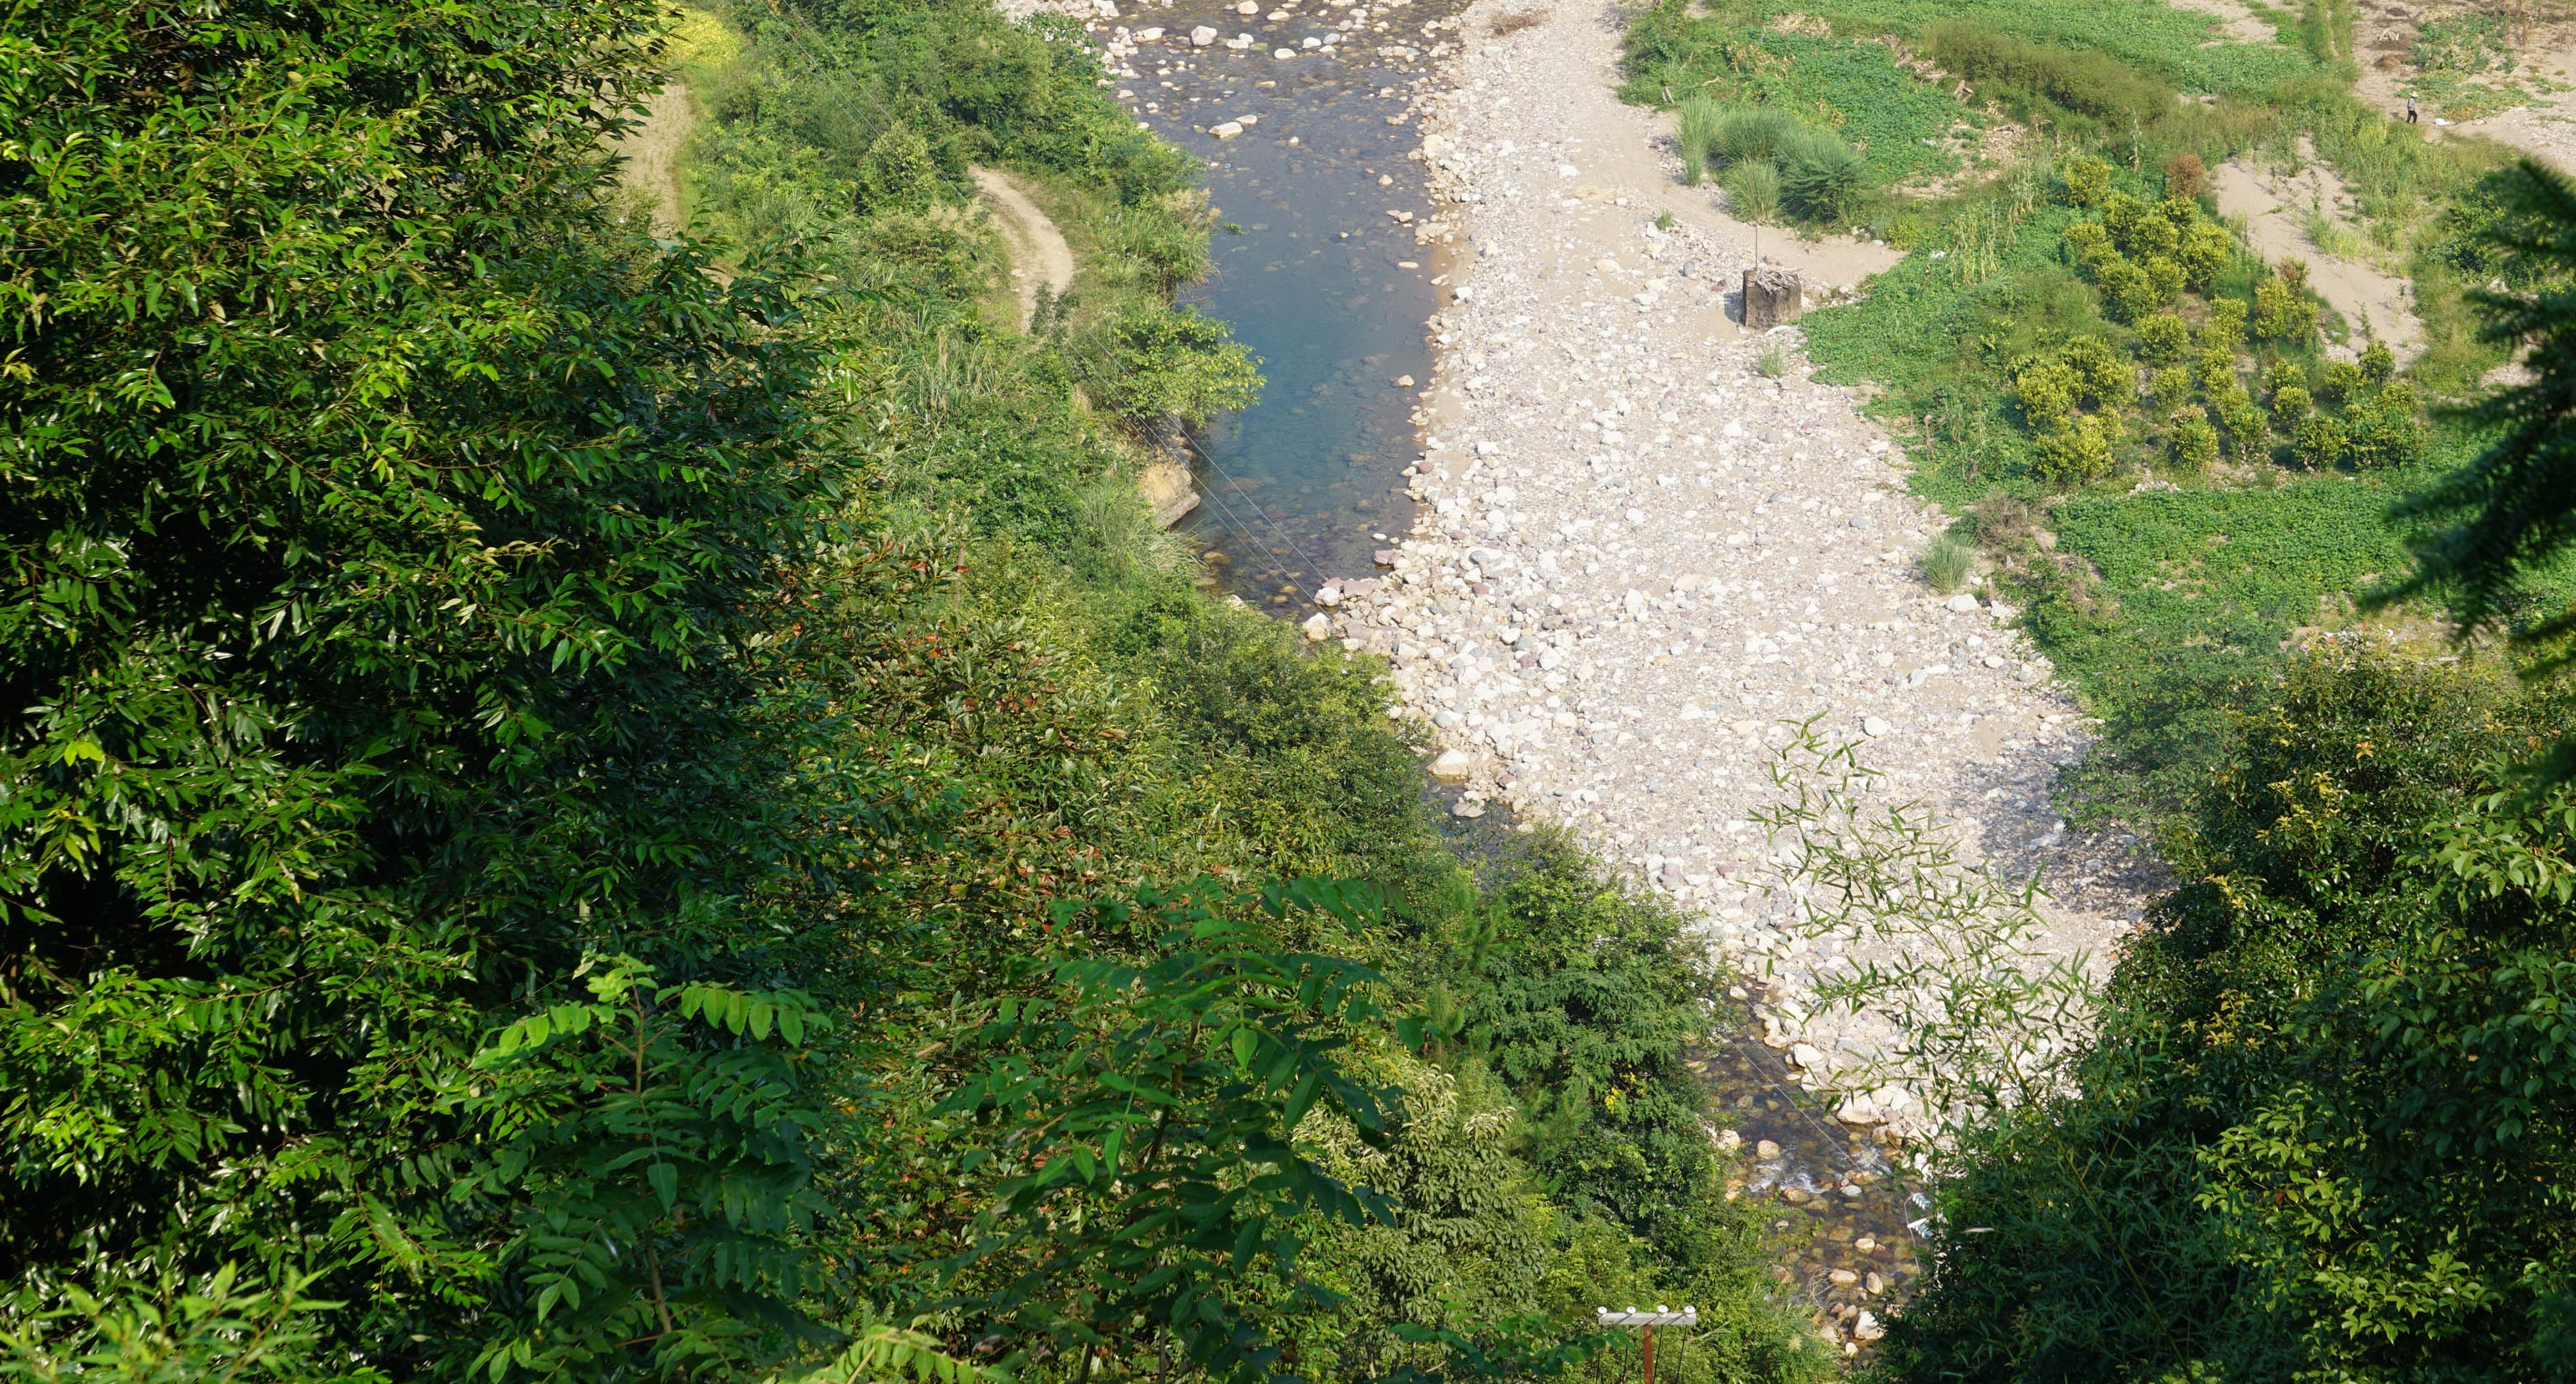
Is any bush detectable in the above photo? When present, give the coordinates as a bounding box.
[2136,313,2192,363]
[2201,297,2249,350]
[1725,158,1782,222]
[1078,303,1262,428]
[2254,271,2316,342]
[2196,344,2240,392]
[2178,220,2235,291]
[856,122,943,213]
[2170,413,2219,470]
[2360,338,2396,383]
[2271,382,2313,419]
[2345,381,2425,468]
[2153,365,2194,413]
[2061,336,2133,405]
[2014,359,2082,429]
[2104,193,2180,259]
[2165,152,2206,199]
[2317,357,2366,403]
[2259,358,2309,397]
[2061,155,2113,208]
[2291,411,2348,468]
[2032,413,2119,483]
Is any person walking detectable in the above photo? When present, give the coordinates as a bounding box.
[2406,95,2419,124]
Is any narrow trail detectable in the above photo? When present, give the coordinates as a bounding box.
[972,166,1077,329]
[616,84,696,235]
[2213,150,2424,358]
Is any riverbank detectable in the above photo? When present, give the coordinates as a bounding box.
[1318,0,2162,1128]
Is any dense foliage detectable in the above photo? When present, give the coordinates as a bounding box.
[1,1,1822,1380]
[1883,648,2576,1381]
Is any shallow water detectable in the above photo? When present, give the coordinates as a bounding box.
[1105,0,1462,606]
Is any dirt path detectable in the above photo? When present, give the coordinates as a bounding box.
[972,167,1077,330]
[1320,0,2153,1168]
[615,84,694,235]
[2213,151,2424,357]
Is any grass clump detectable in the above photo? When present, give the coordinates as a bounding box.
[1678,97,1721,185]
[1724,158,1782,222]
[1921,535,1977,592]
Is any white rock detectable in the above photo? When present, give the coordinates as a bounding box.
[1301,612,1330,640]
[1755,1138,1782,1159]
[1235,0,1258,11]
[1211,120,1244,139]
[1274,47,1296,58]
[1314,584,1342,606]
[1853,1311,1885,1343]
[1189,24,1218,44]
[1790,1042,1825,1071]
[1945,593,1980,613]
[1715,1128,1742,1153]
[1834,1092,1884,1125]
[1430,748,1476,780]
[1862,716,1892,738]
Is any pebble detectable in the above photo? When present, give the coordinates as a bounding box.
[1297,0,2142,1126]
[1755,1139,1782,1160]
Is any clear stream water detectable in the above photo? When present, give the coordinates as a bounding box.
[1089,1,1924,1338]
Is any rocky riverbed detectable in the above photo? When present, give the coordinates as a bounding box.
[1302,0,2163,1153]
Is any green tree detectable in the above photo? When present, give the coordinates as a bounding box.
[2386,160,2576,671]
[0,0,837,1375]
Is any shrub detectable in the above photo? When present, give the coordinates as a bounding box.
[2142,254,2186,304]
[1780,132,1868,222]
[2259,358,2309,397]
[2292,411,2349,469]
[2254,269,2317,342]
[2165,152,2206,200]
[1725,158,1782,221]
[2061,155,2114,207]
[2196,345,2241,392]
[2178,220,2235,291]
[2214,385,2269,459]
[1923,535,1977,592]
[2153,366,2194,413]
[2201,297,2249,350]
[2093,254,2157,321]
[2345,381,2424,468]
[1755,341,1791,378]
[2171,413,2219,470]
[2317,358,2366,403]
[2062,337,2133,405]
[1679,97,1722,186]
[2271,383,2313,419]
[2105,193,2180,259]
[856,122,943,214]
[2014,359,2082,429]
[2033,413,2120,483]
[2359,338,2396,383]
[1079,304,1262,428]
[2137,313,2192,364]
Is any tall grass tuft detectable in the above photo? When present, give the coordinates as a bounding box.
[1712,106,1806,165]
[1922,535,1977,593]
[1678,98,1721,186]
[1780,133,1867,224]
[1724,159,1781,222]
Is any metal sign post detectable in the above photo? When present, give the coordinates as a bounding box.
[1595,1306,1697,1384]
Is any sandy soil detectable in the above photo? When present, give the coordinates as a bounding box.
[614,84,694,235]
[2349,0,2576,170]
[2451,38,2576,171]
[971,167,1078,329]
[1316,1,2157,1148]
[2213,150,2424,357]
